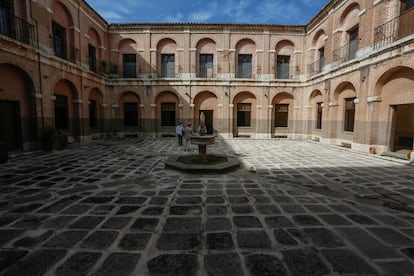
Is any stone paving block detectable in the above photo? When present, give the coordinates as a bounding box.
[180,184,204,189]
[163,217,202,233]
[321,249,379,275]
[328,204,357,213]
[336,227,402,259]
[346,214,379,225]
[281,249,330,276]
[272,196,295,203]
[286,229,312,245]
[89,204,116,215]
[366,227,414,246]
[255,205,281,214]
[206,196,225,204]
[231,205,254,214]
[100,217,131,229]
[236,230,272,249]
[206,232,234,250]
[169,205,202,216]
[0,216,19,227]
[156,233,201,250]
[175,196,202,204]
[317,214,353,226]
[273,229,298,246]
[42,216,76,229]
[13,229,54,248]
[2,249,66,276]
[80,230,118,250]
[61,204,93,214]
[401,248,414,260]
[68,216,105,229]
[204,252,243,276]
[292,215,323,226]
[206,217,232,231]
[11,215,49,229]
[280,204,307,214]
[233,216,263,228]
[38,196,81,213]
[303,228,345,248]
[252,196,271,203]
[0,250,28,272]
[148,196,169,205]
[245,254,288,276]
[0,229,25,246]
[118,233,152,251]
[264,216,294,228]
[43,230,88,248]
[142,206,164,215]
[55,252,101,276]
[178,190,203,196]
[116,197,147,205]
[130,217,159,232]
[116,205,141,215]
[373,215,412,227]
[147,254,198,276]
[228,196,249,204]
[81,196,115,204]
[94,252,140,276]
[376,261,414,276]
[304,204,331,213]
[206,205,228,216]
[226,189,245,196]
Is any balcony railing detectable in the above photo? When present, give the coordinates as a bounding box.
[374,9,414,50]
[307,58,324,77]
[333,40,359,65]
[0,13,35,47]
[197,65,216,78]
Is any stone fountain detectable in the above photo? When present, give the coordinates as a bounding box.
[164,112,240,172]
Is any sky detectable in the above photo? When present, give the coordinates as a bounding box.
[85,0,330,25]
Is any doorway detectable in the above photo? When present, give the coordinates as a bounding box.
[390,104,414,153]
[199,110,213,134]
[0,100,21,150]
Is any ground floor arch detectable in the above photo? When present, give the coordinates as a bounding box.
[0,63,37,150]
[193,91,218,134]
[232,91,257,138]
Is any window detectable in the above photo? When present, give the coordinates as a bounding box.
[344,98,356,132]
[318,48,325,73]
[0,0,12,36]
[52,21,66,59]
[124,103,138,127]
[55,95,68,129]
[316,102,323,129]
[348,27,359,60]
[89,100,97,128]
[123,54,137,78]
[276,55,290,79]
[161,102,176,126]
[237,103,251,127]
[237,54,252,78]
[275,104,289,127]
[402,0,414,12]
[88,44,97,72]
[199,54,213,77]
[161,54,175,77]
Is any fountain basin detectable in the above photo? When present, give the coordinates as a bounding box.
[190,135,215,145]
[164,154,240,172]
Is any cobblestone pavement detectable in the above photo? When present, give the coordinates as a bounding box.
[0,138,414,276]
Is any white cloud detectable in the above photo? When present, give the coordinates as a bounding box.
[189,11,214,22]
[166,12,184,22]
[99,11,122,20]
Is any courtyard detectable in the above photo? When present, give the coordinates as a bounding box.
[0,138,413,275]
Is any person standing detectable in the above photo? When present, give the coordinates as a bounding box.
[183,123,194,151]
[175,122,183,146]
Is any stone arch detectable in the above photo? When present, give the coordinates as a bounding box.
[339,2,361,29]
[333,81,357,102]
[118,39,138,77]
[309,90,324,131]
[157,38,177,77]
[193,91,218,134]
[271,92,295,134]
[312,30,326,47]
[275,40,295,78]
[88,88,104,132]
[235,39,256,78]
[196,38,217,77]
[51,1,74,53]
[118,91,141,130]
[155,91,180,130]
[233,91,257,137]
[0,63,37,150]
[375,66,414,102]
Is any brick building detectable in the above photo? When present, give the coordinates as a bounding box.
[0,0,413,159]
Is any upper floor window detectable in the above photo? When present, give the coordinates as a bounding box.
[237,103,251,127]
[88,44,97,72]
[161,54,175,78]
[402,0,414,12]
[199,54,213,78]
[52,21,66,59]
[344,98,356,132]
[348,27,359,60]
[237,54,252,78]
[123,54,137,78]
[276,55,290,79]
[318,48,325,73]
[275,104,289,127]
[0,0,12,36]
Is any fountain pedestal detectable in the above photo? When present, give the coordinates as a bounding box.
[190,135,215,162]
